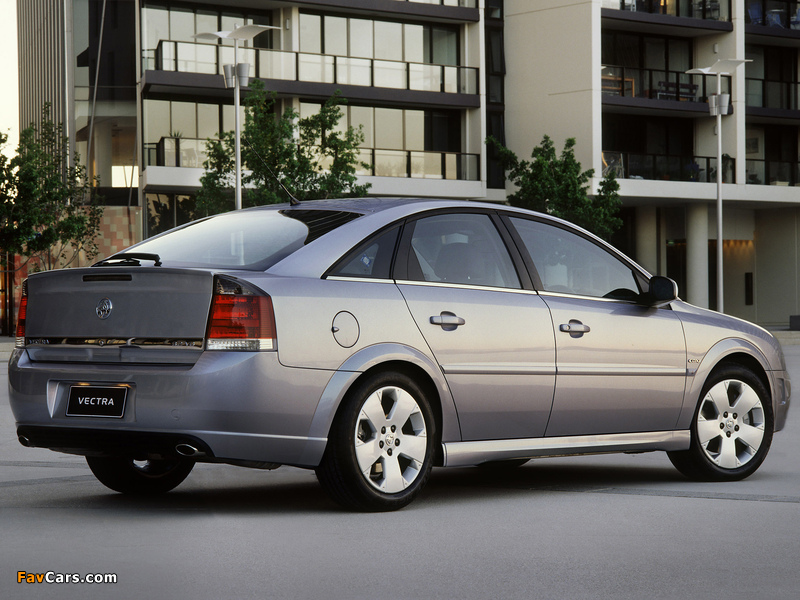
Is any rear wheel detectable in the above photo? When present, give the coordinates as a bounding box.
[86,456,195,495]
[668,365,773,481]
[316,372,436,512]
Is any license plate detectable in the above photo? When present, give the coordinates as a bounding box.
[66,385,128,418]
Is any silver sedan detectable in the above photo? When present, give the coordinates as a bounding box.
[8,198,791,511]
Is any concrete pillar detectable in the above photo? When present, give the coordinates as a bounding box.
[635,205,658,274]
[686,203,709,308]
[92,120,114,187]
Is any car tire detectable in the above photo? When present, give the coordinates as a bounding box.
[86,456,195,495]
[316,371,436,512]
[668,364,773,481]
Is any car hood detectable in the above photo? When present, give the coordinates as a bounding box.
[670,300,786,371]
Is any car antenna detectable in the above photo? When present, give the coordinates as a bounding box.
[242,134,301,206]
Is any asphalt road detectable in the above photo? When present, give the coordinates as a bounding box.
[2,342,799,600]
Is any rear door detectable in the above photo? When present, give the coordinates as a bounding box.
[507,216,687,437]
[395,211,556,441]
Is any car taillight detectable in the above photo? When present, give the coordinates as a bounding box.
[15,280,28,349]
[205,277,277,351]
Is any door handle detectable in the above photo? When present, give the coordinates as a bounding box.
[430,312,465,331]
[559,323,590,333]
[560,321,590,337]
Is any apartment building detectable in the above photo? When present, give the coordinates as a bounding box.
[506,0,800,325]
[11,0,800,329]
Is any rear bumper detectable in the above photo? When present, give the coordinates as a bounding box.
[8,348,334,467]
[16,425,215,459]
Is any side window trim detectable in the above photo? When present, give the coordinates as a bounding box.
[394,209,526,290]
[498,214,544,290]
[324,223,402,281]
[504,214,647,300]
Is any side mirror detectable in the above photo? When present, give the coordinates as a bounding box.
[642,276,678,307]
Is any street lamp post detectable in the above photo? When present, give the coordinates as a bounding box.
[687,59,749,314]
[194,24,279,211]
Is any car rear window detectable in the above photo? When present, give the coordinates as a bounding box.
[131,209,362,270]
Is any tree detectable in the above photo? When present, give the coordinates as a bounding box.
[5,105,103,271]
[487,135,622,241]
[197,81,370,216]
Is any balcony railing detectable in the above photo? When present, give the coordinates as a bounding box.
[746,78,799,110]
[356,149,479,180]
[151,41,479,95]
[393,0,477,6]
[746,1,800,28]
[601,0,731,21]
[602,66,730,102]
[144,137,480,181]
[144,138,208,169]
[745,159,800,185]
[602,151,735,183]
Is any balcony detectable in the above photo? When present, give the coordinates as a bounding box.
[602,66,729,103]
[745,159,800,185]
[148,41,479,96]
[602,151,735,183]
[144,137,480,182]
[601,0,731,21]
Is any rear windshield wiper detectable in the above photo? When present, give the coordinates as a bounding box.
[93,252,162,267]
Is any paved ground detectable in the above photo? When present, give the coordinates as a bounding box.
[1,337,798,599]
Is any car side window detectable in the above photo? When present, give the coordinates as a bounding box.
[329,226,400,279]
[510,217,641,299]
[406,213,521,289]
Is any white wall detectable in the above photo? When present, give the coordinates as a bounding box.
[504,1,597,180]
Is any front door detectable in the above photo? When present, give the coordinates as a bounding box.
[507,216,687,437]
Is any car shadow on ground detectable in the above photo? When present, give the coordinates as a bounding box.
[46,460,687,515]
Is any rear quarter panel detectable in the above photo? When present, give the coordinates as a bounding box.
[240,274,463,443]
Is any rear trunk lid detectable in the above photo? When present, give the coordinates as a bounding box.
[23,268,214,365]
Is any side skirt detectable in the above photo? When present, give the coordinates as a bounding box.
[442,430,690,467]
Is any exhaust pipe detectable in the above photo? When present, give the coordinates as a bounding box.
[175,443,204,457]
[18,435,32,447]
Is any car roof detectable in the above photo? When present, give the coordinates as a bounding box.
[241,197,505,216]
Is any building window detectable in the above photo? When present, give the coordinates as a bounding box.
[73,0,137,192]
[142,100,244,169]
[299,12,460,66]
[145,193,198,238]
[141,2,273,70]
[299,103,472,180]
[745,46,799,110]
[485,0,505,189]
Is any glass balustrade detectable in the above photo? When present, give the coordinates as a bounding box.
[602,152,735,183]
[601,66,729,102]
[146,137,480,181]
[153,41,478,95]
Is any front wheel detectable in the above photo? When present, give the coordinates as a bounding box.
[316,371,436,512]
[86,456,195,495]
[668,365,773,481]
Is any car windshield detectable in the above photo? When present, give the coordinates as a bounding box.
[130,209,362,270]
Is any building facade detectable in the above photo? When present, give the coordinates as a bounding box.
[11,0,800,330]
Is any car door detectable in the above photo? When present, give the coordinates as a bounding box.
[507,216,687,437]
[395,211,556,442]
